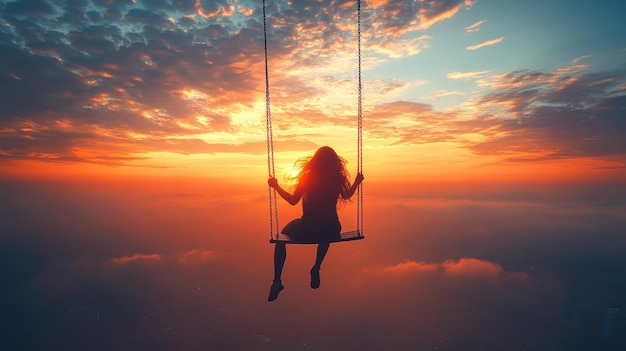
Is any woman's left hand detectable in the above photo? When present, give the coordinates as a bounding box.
[268,177,278,189]
[355,173,364,185]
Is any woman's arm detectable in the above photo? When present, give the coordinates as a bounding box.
[268,177,302,206]
[342,173,364,199]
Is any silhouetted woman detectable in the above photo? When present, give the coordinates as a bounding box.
[267,146,364,301]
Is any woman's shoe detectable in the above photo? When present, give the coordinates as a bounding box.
[268,280,284,301]
[310,268,320,289]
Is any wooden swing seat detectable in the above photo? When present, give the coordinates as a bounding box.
[270,230,364,244]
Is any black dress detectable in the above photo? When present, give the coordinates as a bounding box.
[281,190,341,243]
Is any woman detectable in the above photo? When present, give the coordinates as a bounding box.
[267,146,364,301]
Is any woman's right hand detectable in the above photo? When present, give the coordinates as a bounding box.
[268,177,278,189]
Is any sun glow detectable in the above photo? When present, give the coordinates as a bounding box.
[283,162,301,183]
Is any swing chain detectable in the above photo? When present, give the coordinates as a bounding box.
[263,0,279,240]
[356,0,364,237]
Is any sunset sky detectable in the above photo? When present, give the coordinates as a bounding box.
[1,0,625,183]
[2,1,626,350]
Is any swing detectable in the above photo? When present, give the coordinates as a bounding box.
[263,0,365,244]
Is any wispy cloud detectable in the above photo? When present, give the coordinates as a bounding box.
[108,250,217,266]
[178,249,217,264]
[424,89,466,100]
[465,19,486,33]
[467,36,505,50]
[110,253,163,265]
[368,0,471,36]
[447,70,491,80]
[371,258,529,281]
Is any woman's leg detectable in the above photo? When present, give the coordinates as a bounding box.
[268,242,286,301]
[313,243,329,269]
[273,242,287,281]
[310,243,329,289]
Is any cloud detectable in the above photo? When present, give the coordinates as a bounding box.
[178,249,217,264]
[365,100,457,145]
[0,0,474,167]
[362,59,626,163]
[375,260,440,275]
[108,250,217,266]
[4,0,623,176]
[368,35,430,58]
[463,65,626,160]
[0,0,262,164]
[467,36,504,50]
[417,1,464,30]
[442,258,506,279]
[447,70,491,80]
[424,89,466,100]
[465,19,486,32]
[367,0,470,41]
[372,258,529,281]
[109,253,163,265]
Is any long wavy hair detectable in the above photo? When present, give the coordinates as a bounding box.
[291,146,351,204]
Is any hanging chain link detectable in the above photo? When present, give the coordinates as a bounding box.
[356,0,364,237]
[263,0,279,241]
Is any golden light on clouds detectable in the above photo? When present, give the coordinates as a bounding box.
[467,36,505,50]
[418,4,463,30]
[0,0,623,186]
[447,70,491,80]
[370,258,529,281]
[465,19,486,32]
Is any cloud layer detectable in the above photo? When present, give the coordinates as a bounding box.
[373,257,529,282]
[0,0,624,177]
[2,178,625,350]
[0,0,474,165]
[370,59,626,163]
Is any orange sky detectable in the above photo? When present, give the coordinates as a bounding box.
[1,142,623,185]
[1,0,625,185]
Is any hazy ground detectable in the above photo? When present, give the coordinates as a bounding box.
[2,177,625,350]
